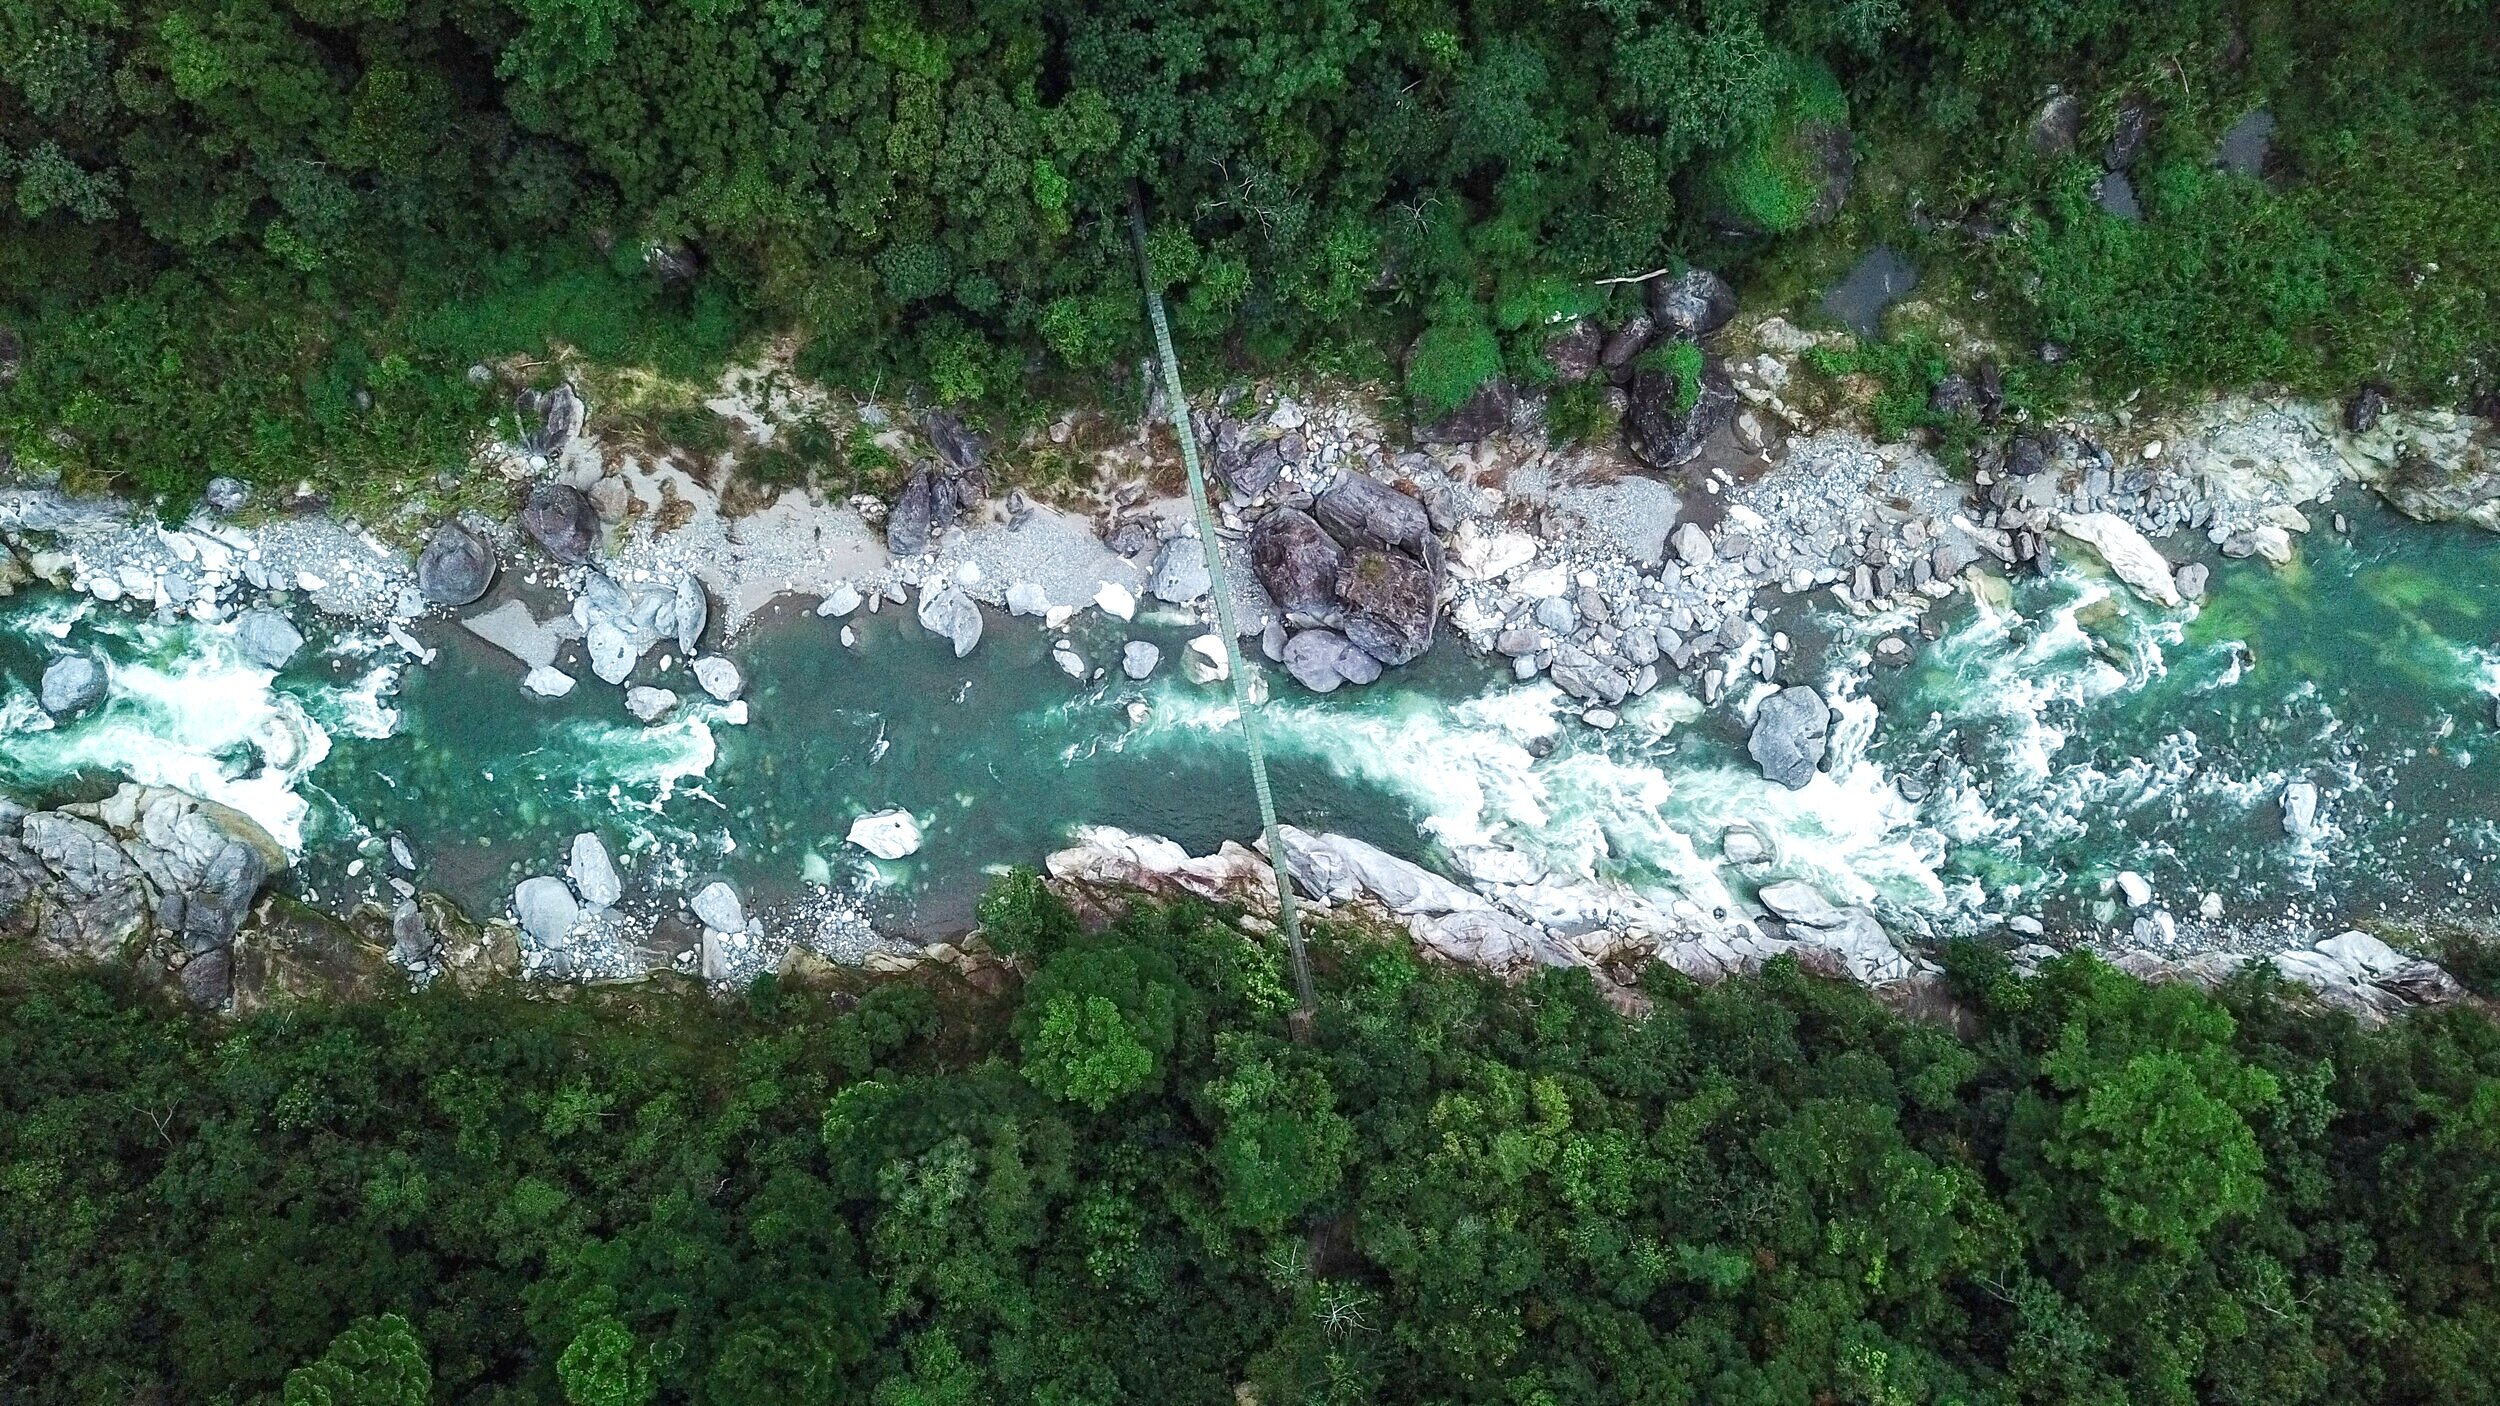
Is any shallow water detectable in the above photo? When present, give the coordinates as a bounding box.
[3,491,2495,947]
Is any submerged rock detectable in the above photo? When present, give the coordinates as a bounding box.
[848,809,924,860]
[2282,780,2321,840]
[39,654,105,718]
[417,522,496,605]
[1748,686,1830,790]
[1821,246,1920,340]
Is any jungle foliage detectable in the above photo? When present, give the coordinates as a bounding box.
[0,0,2494,500]
[7,880,2500,1405]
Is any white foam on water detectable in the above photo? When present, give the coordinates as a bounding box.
[2,610,345,853]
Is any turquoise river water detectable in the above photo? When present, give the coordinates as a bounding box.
[3,492,2495,946]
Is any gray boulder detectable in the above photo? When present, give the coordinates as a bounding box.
[1121,641,1162,681]
[39,655,105,718]
[513,876,579,944]
[1150,537,1212,605]
[203,476,251,514]
[1336,549,1437,666]
[417,522,496,605]
[233,609,305,671]
[182,840,266,952]
[1248,507,1349,622]
[1315,470,1432,554]
[916,584,984,658]
[1281,629,1366,693]
[519,384,586,456]
[1550,647,1631,706]
[625,686,679,723]
[692,656,744,702]
[1748,686,1831,789]
[673,572,709,655]
[2282,780,2321,840]
[1545,320,1603,384]
[1647,268,1738,338]
[520,482,600,564]
[568,832,623,909]
[690,880,744,933]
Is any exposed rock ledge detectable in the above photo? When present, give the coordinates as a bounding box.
[1041,825,2467,1026]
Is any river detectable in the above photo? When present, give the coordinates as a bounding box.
[4,490,2495,965]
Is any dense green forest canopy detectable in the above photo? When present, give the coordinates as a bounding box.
[7,879,2500,1403]
[2,0,2495,500]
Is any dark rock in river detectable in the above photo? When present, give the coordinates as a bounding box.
[418,522,497,605]
[1248,507,1349,622]
[520,482,600,564]
[2344,384,2391,435]
[1623,357,1737,470]
[1415,379,1515,445]
[1335,549,1437,666]
[1748,686,1831,790]
[1821,246,1919,340]
[1315,470,1432,555]
[1647,268,1738,339]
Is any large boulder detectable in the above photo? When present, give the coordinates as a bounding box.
[1623,357,1737,469]
[39,654,105,718]
[1647,268,1738,338]
[520,482,600,564]
[2057,512,2181,606]
[1280,628,1377,693]
[513,876,579,945]
[568,833,622,909]
[1149,536,1212,605]
[1335,549,1437,666]
[15,812,149,958]
[1315,470,1432,554]
[1748,686,1830,789]
[518,384,586,456]
[417,522,497,605]
[916,583,984,658]
[1248,507,1348,623]
[690,880,744,933]
[1121,641,1162,681]
[847,809,925,860]
[233,608,305,671]
[673,572,709,655]
[886,469,938,555]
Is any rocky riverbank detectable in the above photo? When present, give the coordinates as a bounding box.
[4,286,2498,1013]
